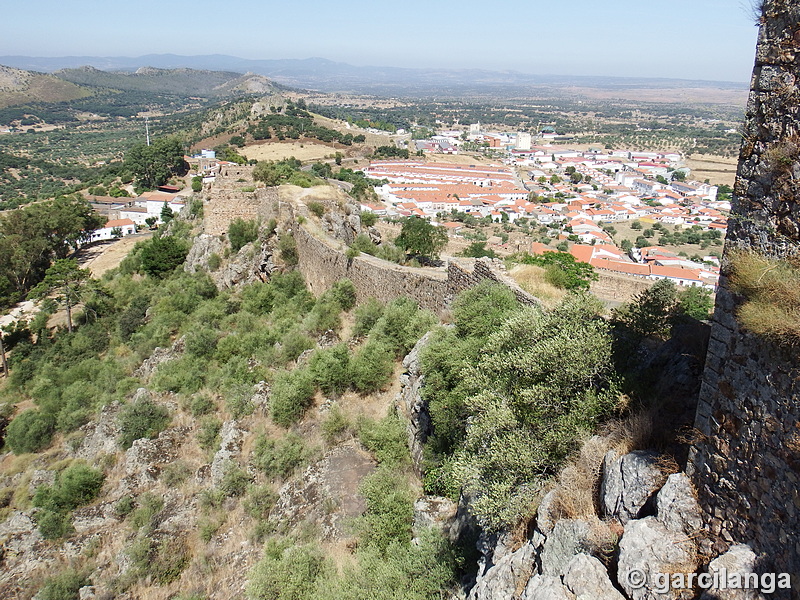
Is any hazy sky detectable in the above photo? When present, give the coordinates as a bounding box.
[1,0,760,82]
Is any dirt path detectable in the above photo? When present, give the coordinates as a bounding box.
[1,233,151,331]
[75,232,152,278]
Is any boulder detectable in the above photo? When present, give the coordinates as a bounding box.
[398,331,435,475]
[601,450,664,524]
[536,489,558,536]
[540,519,592,577]
[699,544,764,600]
[618,516,697,600]
[656,473,703,537]
[563,553,625,600]
[469,541,540,600]
[72,402,121,460]
[522,575,575,600]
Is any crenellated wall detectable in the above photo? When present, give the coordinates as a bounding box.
[687,1,800,592]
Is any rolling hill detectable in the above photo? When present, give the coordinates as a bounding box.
[0,65,91,109]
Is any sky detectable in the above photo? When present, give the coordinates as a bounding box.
[0,0,761,82]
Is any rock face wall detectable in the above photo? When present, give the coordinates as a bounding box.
[687,1,800,592]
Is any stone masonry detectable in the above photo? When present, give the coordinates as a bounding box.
[687,2,800,596]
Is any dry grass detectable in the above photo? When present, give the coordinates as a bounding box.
[240,141,338,163]
[728,250,800,344]
[507,264,568,307]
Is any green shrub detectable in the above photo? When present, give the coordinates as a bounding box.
[189,394,216,417]
[229,218,260,252]
[115,495,136,518]
[220,461,251,497]
[184,327,218,358]
[321,405,352,445]
[352,298,384,337]
[612,279,678,339]
[243,484,278,519]
[349,341,394,394]
[224,384,255,418]
[207,252,222,271]
[152,355,207,394]
[451,281,519,339]
[270,369,315,427]
[129,492,165,530]
[117,397,171,449]
[278,234,299,266]
[307,201,325,218]
[358,412,410,468]
[360,211,377,227]
[327,279,357,311]
[36,509,74,539]
[128,535,190,585]
[309,345,351,396]
[38,568,90,600]
[252,432,310,479]
[246,540,327,600]
[5,409,56,454]
[33,464,105,513]
[357,467,414,552]
[197,417,222,451]
[370,297,436,357]
[161,460,192,487]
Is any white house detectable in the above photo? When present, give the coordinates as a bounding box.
[90,218,137,242]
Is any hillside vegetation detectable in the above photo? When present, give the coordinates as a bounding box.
[0,65,91,109]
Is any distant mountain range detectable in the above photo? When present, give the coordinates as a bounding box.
[0,54,749,98]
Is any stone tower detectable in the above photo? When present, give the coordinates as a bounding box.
[687,0,800,593]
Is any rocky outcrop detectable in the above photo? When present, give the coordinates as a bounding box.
[120,426,190,493]
[269,443,375,541]
[210,420,245,487]
[656,473,703,537]
[562,554,625,600]
[618,517,697,600]
[71,402,122,460]
[699,544,763,600]
[469,450,705,600]
[601,450,664,524]
[134,338,185,379]
[321,200,362,245]
[185,234,276,290]
[397,331,435,475]
[413,495,459,540]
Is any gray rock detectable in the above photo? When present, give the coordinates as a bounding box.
[398,331,435,474]
[540,519,592,577]
[121,426,188,492]
[656,473,703,537]
[78,586,97,600]
[536,489,558,536]
[522,575,575,600]
[601,450,664,524]
[563,553,625,600]
[699,544,764,600]
[211,420,245,487]
[135,338,185,379]
[28,470,56,494]
[469,541,539,600]
[413,496,458,540]
[72,402,121,459]
[618,516,697,600]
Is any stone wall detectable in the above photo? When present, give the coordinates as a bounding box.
[687,1,800,593]
[589,270,653,303]
[203,166,280,236]
[293,225,540,316]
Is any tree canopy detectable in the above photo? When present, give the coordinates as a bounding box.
[124,138,188,190]
[394,217,448,261]
[30,258,91,333]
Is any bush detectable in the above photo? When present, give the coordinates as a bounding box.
[370,298,436,358]
[278,234,299,266]
[270,369,315,427]
[128,535,190,585]
[5,409,56,454]
[229,218,260,252]
[161,460,192,487]
[612,279,678,339]
[349,341,394,394]
[246,540,327,600]
[358,412,410,468]
[220,461,251,497]
[117,397,171,449]
[243,484,278,519]
[327,279,357,311]
[197,417,222,451]
[360,211,377,227]
[33,464,105,513]
[357,467,414,552]
[189,394,216,417]
[207,252,221,271]
[38,568,90,600]
[309,345,351,396]
[352,298,384,337]
[451,281,518,339]
[321,404,352,445]
[252,431,310,479]
[307,201,325,218]
[129,492,164,529]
